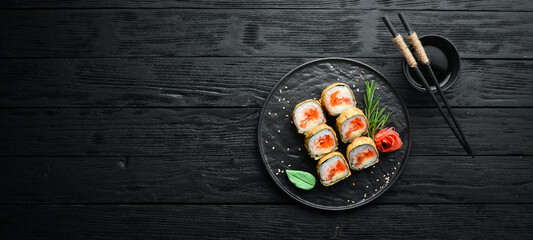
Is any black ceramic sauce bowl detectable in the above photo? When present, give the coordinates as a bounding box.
[402,35,461,92]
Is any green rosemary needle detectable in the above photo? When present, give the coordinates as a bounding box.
[364,80,391,139]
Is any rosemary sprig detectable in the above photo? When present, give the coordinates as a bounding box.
[364,80,391,139]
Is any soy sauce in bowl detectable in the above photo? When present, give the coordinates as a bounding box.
[402,35,461,92]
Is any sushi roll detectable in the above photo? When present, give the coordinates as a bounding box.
[317,152,351,187]
[320,83,356,116]
[292,99,326,134]
[346,137,379,170]
[336,107,369,143]
[304,124,338,160]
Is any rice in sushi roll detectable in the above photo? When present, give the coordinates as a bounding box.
[336,107,368,143]
[320,83,356,116]
[304,124,338,160]
[317,152,351,187]
[292,99,326,134]
[346,137,379,170]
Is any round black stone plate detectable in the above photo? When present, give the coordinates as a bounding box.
[258,58,411,210]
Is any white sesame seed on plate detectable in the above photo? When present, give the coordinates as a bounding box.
[282,98,285,100]
[288,164,291,167]
[284,86,288,89]
[376,179,379,182]
[351,200,355,203]
[356,88,360,92]
[279,89,282,94]
[276,173,279,175]
[272,146,275,149]
[282,106,285,109]
[298,148,301,151]
[281,170,284,173]
[277,130,280,133]
[337,78,340,81]
[281,161,284,163]
[274,113,277,116]
[265,140,268,144]
[347,200,350,202]
[287,148,290,151]
[268,112,271,115]
[285,115,288,117]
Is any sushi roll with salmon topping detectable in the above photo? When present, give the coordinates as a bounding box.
[304,124,338,160]
[346,137,379,170]
[336,107,369,143]
[317,152,351,187]
[321,83,356,116]
[292,99,326,134]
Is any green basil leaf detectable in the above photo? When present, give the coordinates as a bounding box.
[286,169,316,190]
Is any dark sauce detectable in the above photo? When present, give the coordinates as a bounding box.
[408,45,451,87]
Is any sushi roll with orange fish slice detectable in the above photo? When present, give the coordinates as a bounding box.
[321,83,356,116]
[317,152,351,187]
[292,99,326,134]
[346,137,379,170]
[304,124,338,160]
[336,107,369,143]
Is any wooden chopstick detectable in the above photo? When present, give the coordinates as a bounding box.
[398,12,473,157]
[381,15,473,156]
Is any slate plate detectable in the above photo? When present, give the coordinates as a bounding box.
[258,58,411,210]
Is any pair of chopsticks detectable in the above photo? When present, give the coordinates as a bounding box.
[382,13,473,157]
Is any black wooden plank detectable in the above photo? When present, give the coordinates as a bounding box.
[0,10,531,58]
[1,58,531,108]
[0,108,531,156]
[1,204,531,239]
[1,0,532,11]
[0,156,530,204]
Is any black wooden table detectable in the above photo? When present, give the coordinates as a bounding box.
[1,1,532,239]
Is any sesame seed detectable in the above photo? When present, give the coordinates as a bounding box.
[373,165,376,168]
[276,173,279,175]
[352,84,355,88]
[347,200,350,202]
[268,112,271,115]
[375,189,377,192]
[351,200,355,203]
[265,140,268,144]
[288,164,291,167]
[277,169,280,172]
[376,179,379,182]
[298,148,301,151]
[285,114,289,117]
[282,98,285,100]
[287,101,290,103]
[291,121,294,124]
[352,183,355,186]
[376,87,379,90]
[277,130,280,133]
[282,106,285,109]
[340,70,343,72]
[383,175,386,177]
[371,171,373,174]
[392,172,395,175]
[281,161,284,163]
[272,146,275,149]
[287,148,290,151]
[281,170,284,173]
[356,79,359,82]
[278,99,281,102]
[394,167,397,170]
[279,89,282,94]
[337,78,340,81]
[360,74,363,78]
[366,186,369,188]
[350,71,353,73]
[274,113,277,116]
[364,194,367,197]
[356,88,360,92]
[284,86,288,89]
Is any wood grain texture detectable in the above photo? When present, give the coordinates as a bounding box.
[0,108,531,156]
[0,10,531,58]
[1,0,532,11]
[0,156,530,204]
[1,204,531,239]
[1,58,532,108]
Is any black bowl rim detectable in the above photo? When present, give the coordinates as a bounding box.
[402,34,461,92]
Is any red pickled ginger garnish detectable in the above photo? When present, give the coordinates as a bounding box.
[374,128,402,153]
